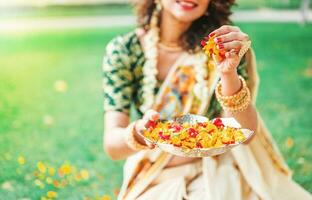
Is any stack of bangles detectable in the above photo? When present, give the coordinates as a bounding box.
[215,76,251,113]
[125,122,149,151]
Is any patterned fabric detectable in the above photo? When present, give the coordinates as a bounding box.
[103,31,248,118]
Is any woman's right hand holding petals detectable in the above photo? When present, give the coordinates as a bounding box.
[133,109,160,149]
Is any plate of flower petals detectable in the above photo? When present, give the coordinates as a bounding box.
[143,114,254,157]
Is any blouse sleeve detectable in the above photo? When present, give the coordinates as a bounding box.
[102,36,134,115]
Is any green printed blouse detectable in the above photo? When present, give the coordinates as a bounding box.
[102,31,248,119]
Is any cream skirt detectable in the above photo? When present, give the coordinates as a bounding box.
[136,152,260,200]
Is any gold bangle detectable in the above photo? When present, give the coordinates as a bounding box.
[215,76,251,113]
[223,89,251,113]
[125,122,149,151]
[215,76,247,101]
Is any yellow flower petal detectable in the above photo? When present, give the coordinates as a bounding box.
[48,167,55,176]
[17,156,25,165]
[54,80,68,93]
[80,169,89,180]
[46,177,53,184]
[47,191,58,199]
[37,161,47,174]
[100,195,111,200]
[34,179,45,189]
[43,115,54,126]
[59,163,72,175]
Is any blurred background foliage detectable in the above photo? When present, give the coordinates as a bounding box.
[0,0,311,19]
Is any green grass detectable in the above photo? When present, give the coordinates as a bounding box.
[0,24,311,199]
[0,4,133,19]
[0,0,309,20]
[235,0,307,9]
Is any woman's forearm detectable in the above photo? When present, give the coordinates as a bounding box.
[104,110,157,160]
[220,71,258,131]
[104,126,138,160]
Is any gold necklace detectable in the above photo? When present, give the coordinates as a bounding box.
[158,42,183,52]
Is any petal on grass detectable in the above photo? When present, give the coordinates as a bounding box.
[37,161,47,174]
[285,137,294,148]
[303,67,312,78]
[1,181,14,191]
[80,169,90,180]
[100,195,111,200]
[54,80,68,93]
[43,115,54,126]
[297,157,305,164]
[47,191,58,199]
[17,156,25,165]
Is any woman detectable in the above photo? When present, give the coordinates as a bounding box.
[103,0,312,199]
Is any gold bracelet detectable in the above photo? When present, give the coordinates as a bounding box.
[215,76,247,101]
[222,90,251,113]
[215,76,251,113]
[125,122,149,151]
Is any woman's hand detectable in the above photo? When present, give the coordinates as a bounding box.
[133,109,160,149]
[209,25,250,75]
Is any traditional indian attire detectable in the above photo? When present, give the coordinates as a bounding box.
[103,31,312,200]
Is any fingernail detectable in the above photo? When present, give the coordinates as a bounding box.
[215,37,222,43]
[209,32,216,38]
[217,44,224,49]
[200,40,207,47]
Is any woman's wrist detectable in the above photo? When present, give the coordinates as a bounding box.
[220,70,242,96]
[215,75,251,114]
[124,122,149,151]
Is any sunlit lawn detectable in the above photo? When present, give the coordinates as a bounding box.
[0,23,311,199]
[0,0,309,20]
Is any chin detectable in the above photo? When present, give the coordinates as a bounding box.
[162,0,209,23]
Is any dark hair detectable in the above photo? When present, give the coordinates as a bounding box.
[134,0,235,52]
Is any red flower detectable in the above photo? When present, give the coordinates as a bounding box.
[222,140,235,145]
[159,131,170,140]
[188,128,198,138]
[198,122,206,128]
[196,142,203,148]
[201,39,207,47]
[172,124,182,132]
[213,118,224,128]
[146,120,156,129]
[173,143,182,147]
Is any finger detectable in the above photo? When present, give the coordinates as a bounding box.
[209,25,240,38]
[214,32,248,44]
[219,40,242,52]
[144,139,155,149]
[143,109,159,121]
[225,49,238,59]
[135,119,148,135]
